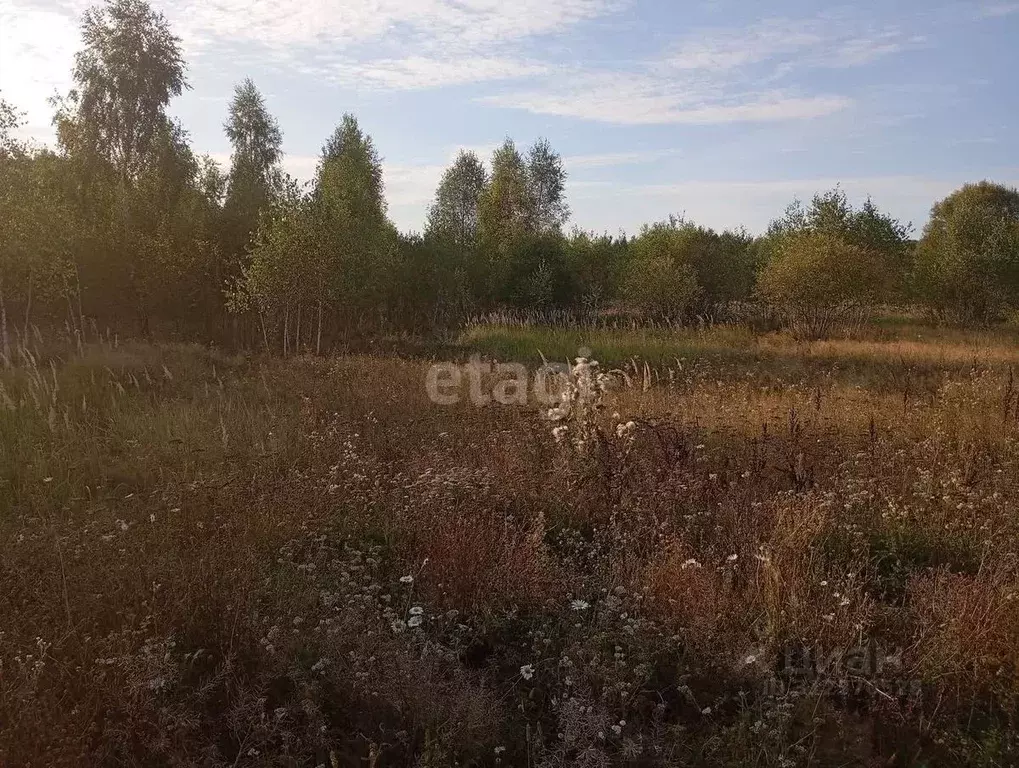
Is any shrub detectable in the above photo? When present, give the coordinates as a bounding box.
[756,232,892,338]
[914,181,1019,323]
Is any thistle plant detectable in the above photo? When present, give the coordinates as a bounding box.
[546,357,614,453]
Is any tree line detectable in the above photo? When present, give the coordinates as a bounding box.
[2,0,1019,356]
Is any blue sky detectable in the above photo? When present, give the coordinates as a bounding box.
[2,0,1017,236]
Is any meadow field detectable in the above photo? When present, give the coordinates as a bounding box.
[5,321,1019,766]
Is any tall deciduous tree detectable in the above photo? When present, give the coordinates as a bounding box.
[426,150,487,249]
[914,181,1019,322]
[63,0,187,184]
[311,115,392,337]
[51,0,208,336]
[766,187,912,300]
[526,138,569,234]
[222,79,282,267]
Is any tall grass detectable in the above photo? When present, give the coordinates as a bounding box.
[4,323,1019,764]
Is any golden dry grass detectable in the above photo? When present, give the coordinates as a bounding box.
[4,326,1019,765]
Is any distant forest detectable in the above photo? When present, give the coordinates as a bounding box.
[3,0,1019,355]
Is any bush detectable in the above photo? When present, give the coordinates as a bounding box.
[914,181,1019,323]
[756,233,892,338]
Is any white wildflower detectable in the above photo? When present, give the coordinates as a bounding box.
[570,599,590,611]
[399,575,414,584]
[681,558,701,570]
[615,421,636,439]
[408,615,424,628]
[726,553,739,562]
[409,606,424,616]
[519,664,535,681]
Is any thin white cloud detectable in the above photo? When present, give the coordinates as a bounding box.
[485,12,918,125]
[483,70,852,126]
[167,0,621,90]
[979,2,1019,17]
[566,149,682,169]
[174,0,620,52]
[306,55,549,91]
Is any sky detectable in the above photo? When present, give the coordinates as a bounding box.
[1,0,1018,236]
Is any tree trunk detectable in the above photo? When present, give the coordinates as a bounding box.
[23,269,33,342]
[0,277,10,368]
[295,304,302,354]
[283,305,289,357]
[316,299,323,356]
[258,309,270,353]
[75,263,86,344]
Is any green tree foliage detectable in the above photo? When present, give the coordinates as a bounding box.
[62,0,187,184]
[311,115,393,332]
[235,115,396,351]
[621,219,701,318]
[756,232,893,337]
[426,150,487,250]
[766,187,912,300]
[914,181,1019,322]
[526,138,569,234]
[564,230,628,313]
[47,0,223,337]
[1,100,75,360]
[222,79,283,270]
[618,217,756,319]
[473,138,571,307]
[232,175,310,353]
[11,0,1019,352]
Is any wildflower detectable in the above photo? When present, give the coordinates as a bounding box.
[552,425,569,443]
[494,746,506,755]
[519,664,535,680]
[391,619,407,633]
[822,613,835,622]
[681,558,701,570]
[701,706,712,715]
[726,553,739,562]
[744,654,758,665]
[408,615,424,628]
[399,575,414,584]
[615,420,636,439]
[409,606,424,616]
[570,599,590,611]
[42,477,53,484]
[611,724,622,736]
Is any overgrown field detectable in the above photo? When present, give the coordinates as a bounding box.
[5,325,1019,766]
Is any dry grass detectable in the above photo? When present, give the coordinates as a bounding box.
[4,324,1019,765]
